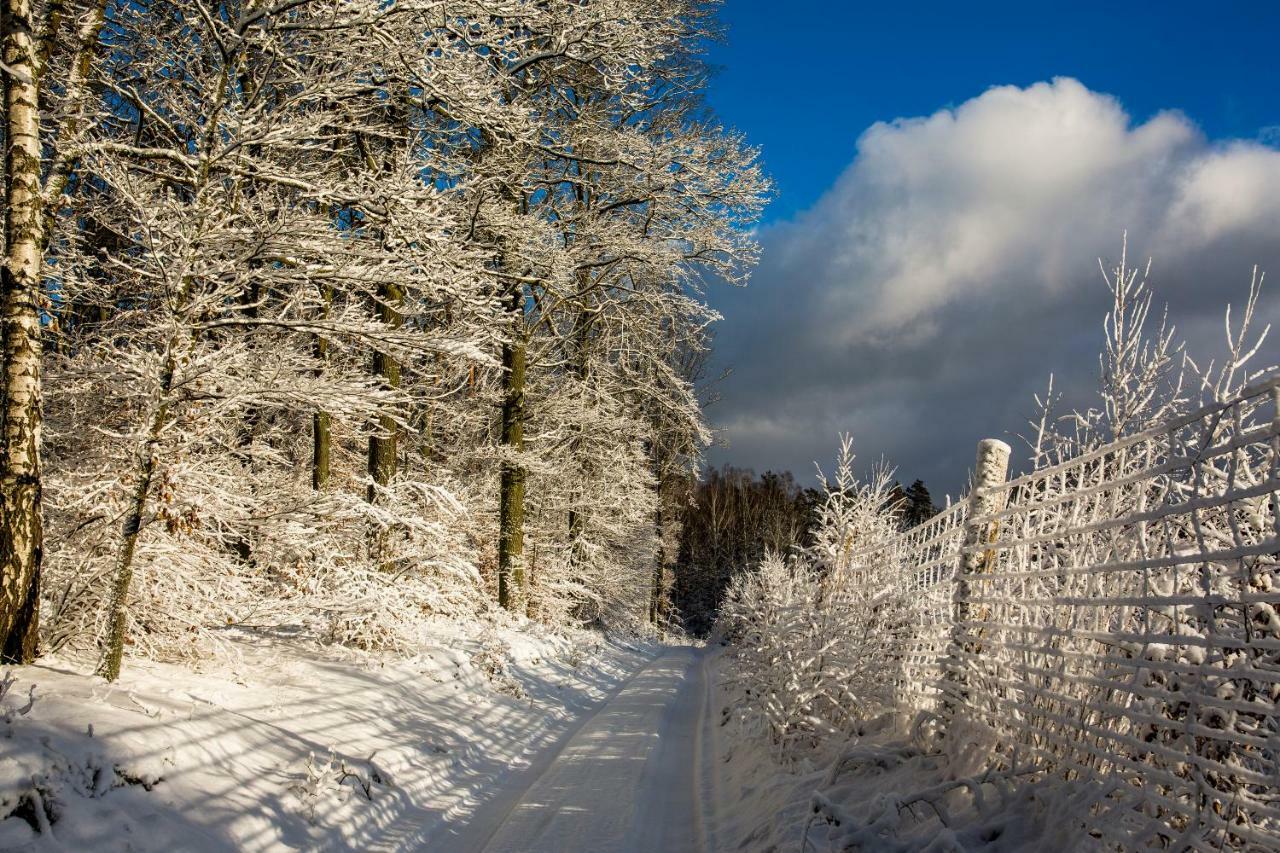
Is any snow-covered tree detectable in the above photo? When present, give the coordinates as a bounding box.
[450,0,768,616]
[0,0,765,677]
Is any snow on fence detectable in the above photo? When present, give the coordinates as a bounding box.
[847,375,1280,849]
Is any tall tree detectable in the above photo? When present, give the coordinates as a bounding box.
[497,286,528,610]
[469,0,767,614]
[0,0,45,662]
[902,479,937,528]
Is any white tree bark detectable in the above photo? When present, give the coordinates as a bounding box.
[0,0,46,663]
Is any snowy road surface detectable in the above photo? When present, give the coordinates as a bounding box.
[473,647,712,853]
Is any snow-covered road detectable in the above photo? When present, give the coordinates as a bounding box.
[473,647,713,853]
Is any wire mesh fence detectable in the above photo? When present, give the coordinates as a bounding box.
[844,375,1280,849]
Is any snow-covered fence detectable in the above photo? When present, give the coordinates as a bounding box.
[847,375,1280,849]
[866,499,969,715]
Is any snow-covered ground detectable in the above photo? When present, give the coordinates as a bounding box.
[705,646,1097,853]
[2,633,1106,853]
[481,647,712,853]
[0,622,659,851]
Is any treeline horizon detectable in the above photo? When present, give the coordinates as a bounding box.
[673,464,939,634]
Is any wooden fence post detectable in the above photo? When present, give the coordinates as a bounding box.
[941,438,1011,730]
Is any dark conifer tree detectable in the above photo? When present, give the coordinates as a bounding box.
[903,479,937,527]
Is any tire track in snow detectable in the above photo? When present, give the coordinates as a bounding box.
[473,647,709,853]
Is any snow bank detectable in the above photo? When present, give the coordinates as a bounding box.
[708,649,1108,853]
[0,621,656,851]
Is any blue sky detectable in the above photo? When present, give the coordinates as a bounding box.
[700,2,1280,496]
[707,1,1280,223]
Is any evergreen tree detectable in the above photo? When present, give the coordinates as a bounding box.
[903,480,938,528]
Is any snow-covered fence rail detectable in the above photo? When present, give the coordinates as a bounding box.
[846,375,1280,849]
[869,499,970,714]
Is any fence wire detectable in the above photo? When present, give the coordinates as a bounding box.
[846,376,1280,850]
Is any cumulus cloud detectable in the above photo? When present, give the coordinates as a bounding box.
[709,77,1280,495]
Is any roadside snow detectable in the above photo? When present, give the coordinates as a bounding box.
[0,621,656,851]
[706,647,1105,852]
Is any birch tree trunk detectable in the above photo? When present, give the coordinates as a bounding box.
[0,0,46,663]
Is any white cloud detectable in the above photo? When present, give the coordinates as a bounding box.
[710,78,1280,493]
[1165,143,1280,242]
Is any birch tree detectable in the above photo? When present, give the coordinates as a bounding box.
[0,0,45,662]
